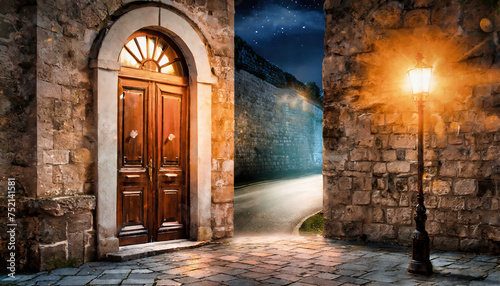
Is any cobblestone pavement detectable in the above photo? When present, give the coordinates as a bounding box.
[1,236,499,286]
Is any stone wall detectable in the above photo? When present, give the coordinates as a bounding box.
[0,1,37,197]
[235,36,323,105]
[323,0,500,253]
[0,0,234,271]
[0,0,39,272]
[235,70,323,182]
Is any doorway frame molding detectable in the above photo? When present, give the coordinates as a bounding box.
[91,5,216,258]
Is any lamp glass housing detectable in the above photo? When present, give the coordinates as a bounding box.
[408,67,432,95]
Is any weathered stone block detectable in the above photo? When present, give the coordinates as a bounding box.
[438,197,465,211]
[406,150,418,161]
[431,179,451,196]
[373,163,386,174]
[393,177,408,192]
[370,1,403,29]
[352,191,370,205]
[52,164,88,187]
[371,208,385,223]
[389,135,416,149]
[353,177,372,191]
[427,221,442,235]
[350,161,372,172]
[84,231,96,262]
[53,131,83,150]
[439,161,458,177]
[212,185,234,203]
[453,179,477,196]
[374,178,387,190]
[372,190,398,206]
[350,149,369,161]
[344,205,367,221]
[457,161,476,178]
[43,150,69,165]
[338,177,352,190]
[68,232,84,262]
[387,161,410,173]
[329,186,352,205]
[397,226,414,243]
[440,145,471,161]
[485,146,500,160]
[38,216,67,244]
[399,193,410,206]
[396,149,405,161]
[426,195,438,208]
[457,211,480,225]
[433,210,458,224]
[54,100,72,118]
[38,80,62,99]
[337,221,363,238]
[448,134,464,145]
[448,225,468,238]
[39,242,67,270]
[67,213,92,233]
[363,224,396,241]
[382,150,396,161]
[431,135,447,149]
[386,208,412,225]
[221,160,234,172]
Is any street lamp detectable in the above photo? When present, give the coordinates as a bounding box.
[407,53,433,276]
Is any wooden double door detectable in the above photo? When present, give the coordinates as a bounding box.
[117,77,189,246]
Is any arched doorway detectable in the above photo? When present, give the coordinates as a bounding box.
[116,30,189,245]
[92,6,216,257]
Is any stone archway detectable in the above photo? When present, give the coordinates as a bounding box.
[91,6,216,258]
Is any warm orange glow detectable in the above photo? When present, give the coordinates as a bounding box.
[408,66,432,95]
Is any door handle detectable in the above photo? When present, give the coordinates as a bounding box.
[148,158,153,182]
[165,173,178,177]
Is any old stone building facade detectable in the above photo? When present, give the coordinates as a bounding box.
[1,0,234,271]
[235,37,323,182]
[323,0,499,253]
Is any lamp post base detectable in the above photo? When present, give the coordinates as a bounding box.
[408,259,433,276]
[407,230,433,276]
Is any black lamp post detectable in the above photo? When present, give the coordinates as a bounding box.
[407,53,433,276]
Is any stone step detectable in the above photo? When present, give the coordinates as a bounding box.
[106,239,209,262]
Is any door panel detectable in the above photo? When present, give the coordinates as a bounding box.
[155,83,189,241]
[119,187,148,235]
[117,79,150,246]
[157,187,184,241]
[117,78,188,246]
[161,94,181,165]
[122,89,145,165]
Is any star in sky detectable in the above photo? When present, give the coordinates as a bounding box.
[235,0,325,89]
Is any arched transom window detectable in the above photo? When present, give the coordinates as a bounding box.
[119,30,185,76]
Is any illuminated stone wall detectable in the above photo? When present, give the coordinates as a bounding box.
[235,70,323,182]
[323,0,500,253]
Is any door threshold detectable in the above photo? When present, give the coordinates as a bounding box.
[106,239,209,262]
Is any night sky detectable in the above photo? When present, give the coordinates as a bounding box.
[235,0,325,90]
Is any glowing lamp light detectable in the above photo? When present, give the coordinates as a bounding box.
[407,53,432,99]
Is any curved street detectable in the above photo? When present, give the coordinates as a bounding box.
[234,174,323,235]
